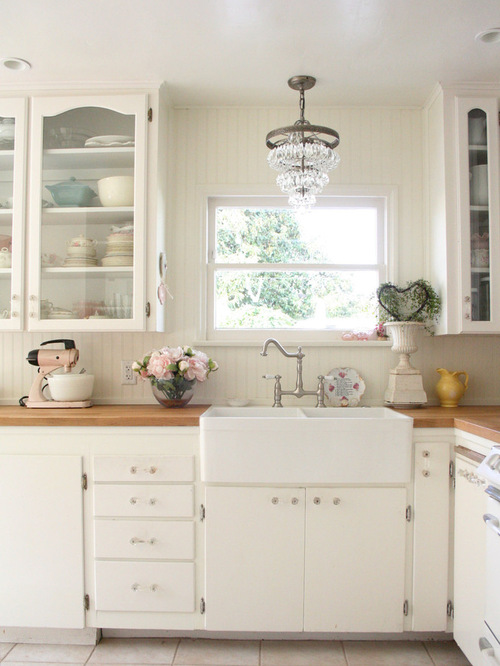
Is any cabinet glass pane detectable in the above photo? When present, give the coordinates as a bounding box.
[39,107,135,321]
[0,117,15,320]
[468,109,490,321]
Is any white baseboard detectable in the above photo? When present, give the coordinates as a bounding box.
[0,627,100,645]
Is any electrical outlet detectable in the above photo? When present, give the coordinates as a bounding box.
[121,360,137,385]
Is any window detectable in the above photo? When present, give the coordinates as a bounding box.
[206,195,391,340]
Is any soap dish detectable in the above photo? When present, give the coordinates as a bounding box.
[227,398,250,407]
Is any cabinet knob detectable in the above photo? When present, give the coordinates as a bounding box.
[130,537,157,545]
[465,313,471,320]
[271,497,279,504]
[131,583,159,593]
[333,497,341,505]
[464,296,471,303]
[313,496,321,505]
[422,470,430,477]
[291,497,299,505]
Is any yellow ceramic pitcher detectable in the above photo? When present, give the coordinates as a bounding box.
[436,368,469,407]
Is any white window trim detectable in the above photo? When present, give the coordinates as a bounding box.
[199,186,397,344]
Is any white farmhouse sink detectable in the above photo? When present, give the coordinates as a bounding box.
[200,406,413,484]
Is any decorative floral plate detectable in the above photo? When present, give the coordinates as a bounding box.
[325,367,366,407]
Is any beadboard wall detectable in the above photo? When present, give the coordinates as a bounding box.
[1,104,500,406]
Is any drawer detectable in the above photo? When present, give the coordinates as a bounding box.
[95,561,195,612]
[94,520,195,560]
[94,485,194,518]
[93,455,194,483]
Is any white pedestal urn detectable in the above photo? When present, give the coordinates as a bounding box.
[384,321,427,408]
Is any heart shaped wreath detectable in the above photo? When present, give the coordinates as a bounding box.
[376,279,441,333]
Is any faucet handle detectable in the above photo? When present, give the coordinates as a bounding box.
[263,374,281,380]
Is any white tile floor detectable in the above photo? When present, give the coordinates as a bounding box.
[0,638,471,665]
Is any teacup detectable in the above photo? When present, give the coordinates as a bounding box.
[0,234,11,251]
[0,247,12,268]
[67,235,97,248]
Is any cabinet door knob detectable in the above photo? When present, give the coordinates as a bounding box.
[291,497,299,505]
[313,496,321,505]
[271,496,279,504]
[422,470,430,477]
[333,497,341,505]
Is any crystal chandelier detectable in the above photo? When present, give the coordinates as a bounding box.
[266,76,340,209]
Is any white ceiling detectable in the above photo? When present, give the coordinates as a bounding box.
[1,0,500,108]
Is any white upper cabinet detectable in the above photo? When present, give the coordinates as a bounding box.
[0,87,168,332]
[0,98,27,330]
[425,85,500,334]
[28,95,148,331]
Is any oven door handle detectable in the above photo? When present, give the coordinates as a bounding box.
[480,637,500,664]
[483,513,500,536]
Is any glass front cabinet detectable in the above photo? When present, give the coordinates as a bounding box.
[0,98,27,330]
[457,97,500,332]
[28,95,149,330]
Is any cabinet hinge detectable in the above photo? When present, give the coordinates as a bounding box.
[403,599,409,616]
[145,302,151,317]
[200,504,206,521]
[449,460,455,478]
[148,107,153,122]
[84,594,90,611]
[200,597,206,614]
[81,473,88,490]
[405,505,412,522]
[447,600,454,618]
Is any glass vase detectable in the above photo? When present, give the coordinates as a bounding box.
[151,378,195,408]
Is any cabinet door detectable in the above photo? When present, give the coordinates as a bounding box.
[204,486,305,631]
[304,487,407,632]
[454,456,487,666]
[0,98,26,329]
[28,95,148,331]
[0,455,85,627]
[412,439,451,630]
[456,97,500,332]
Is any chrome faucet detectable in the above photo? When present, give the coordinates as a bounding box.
[260,337,327,408]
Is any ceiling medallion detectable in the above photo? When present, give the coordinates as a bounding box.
[266,75,340,209]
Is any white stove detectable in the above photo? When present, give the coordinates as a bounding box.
[477,446,500,664]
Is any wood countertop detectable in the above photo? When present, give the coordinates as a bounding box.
[1,404,500,443]
[397,405,500,444]
[0,404,210,427]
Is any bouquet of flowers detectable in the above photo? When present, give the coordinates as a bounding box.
[133,345,218,406]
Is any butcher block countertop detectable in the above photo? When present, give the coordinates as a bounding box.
[0,404,210,427]
[0,404,500,442]
[398,405,500,444]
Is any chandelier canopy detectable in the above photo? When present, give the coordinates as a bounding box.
[266,76,340,209]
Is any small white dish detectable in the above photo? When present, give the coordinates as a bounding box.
[227,398,250,407]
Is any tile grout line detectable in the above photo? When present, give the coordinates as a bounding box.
[422,640,438,666]
[1,642,17,663]
[340,640,349,666]
[84,640,98,665]
[171,636,181,665]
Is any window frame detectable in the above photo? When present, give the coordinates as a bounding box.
[204,190,396,343]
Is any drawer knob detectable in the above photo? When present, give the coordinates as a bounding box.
[129,466,158,475]
[130,537,157,545]
[131,583,159,593]
[313,496,321,505]
[129,497,158,505]
[271,497,279,504]
[333,497,341,505]
[291,497,299,505]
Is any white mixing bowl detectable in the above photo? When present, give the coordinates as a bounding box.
[98,176,134,207]
[47,373,94,402]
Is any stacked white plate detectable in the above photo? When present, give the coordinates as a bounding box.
[101,230,134,267]
[63,245,98,267]
[84,135,135,148]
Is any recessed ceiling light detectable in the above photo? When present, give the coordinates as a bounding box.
[476,28,500,43]
[0,57,31,71]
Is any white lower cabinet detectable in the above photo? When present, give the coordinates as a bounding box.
[0,454,85,628]
[454,454,488,666]
[92,453,197,620]
[204,485,408,632]
[204,486,305,631]
[304,487,407,632]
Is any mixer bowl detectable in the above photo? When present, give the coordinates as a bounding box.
[47,373,94,401]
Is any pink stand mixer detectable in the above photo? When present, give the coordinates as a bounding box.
[23,338,92,408]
